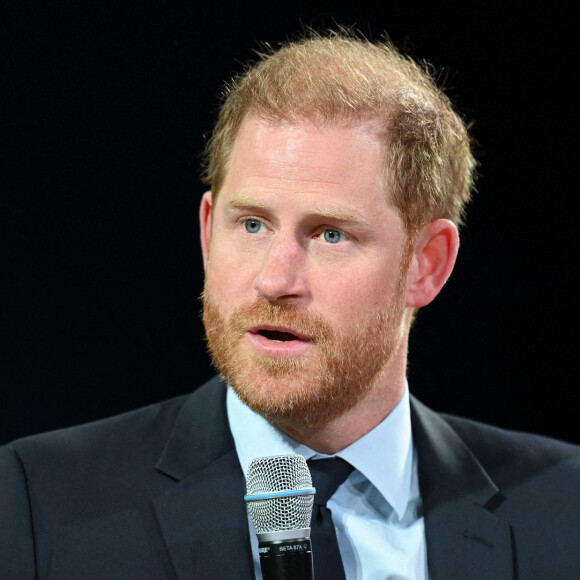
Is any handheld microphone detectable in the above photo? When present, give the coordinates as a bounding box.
[245,454,315,580]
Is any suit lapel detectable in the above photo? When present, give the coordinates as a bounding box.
[411,396,515,579]
[152,377,254,580]
[149,379,518,578]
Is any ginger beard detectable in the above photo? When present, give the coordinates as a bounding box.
[202,261,410,430]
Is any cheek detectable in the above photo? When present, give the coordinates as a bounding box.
[204,248,256,303]
[312,273,393,325]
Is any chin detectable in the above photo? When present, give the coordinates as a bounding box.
[225,362,371,430]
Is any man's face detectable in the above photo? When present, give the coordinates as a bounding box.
[201,116,412,430]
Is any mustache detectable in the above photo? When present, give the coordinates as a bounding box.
[203,294,333,344]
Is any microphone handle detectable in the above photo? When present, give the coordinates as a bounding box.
[259,537,314,580]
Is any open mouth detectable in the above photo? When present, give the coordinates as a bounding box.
[258,329,301,342]
[246,326,312,355]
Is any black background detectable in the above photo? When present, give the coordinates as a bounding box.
[3,2,578,445]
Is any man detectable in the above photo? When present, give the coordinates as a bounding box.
[1,31,578,579]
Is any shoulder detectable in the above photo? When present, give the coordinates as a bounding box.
[0,393,190,577]
[3,394,188,470]
[434,409,580,541]
[0,376,233,577]
[411,395,580,507]
[440,412,580,489]
[412,400,580,574]
[1,375,227,484]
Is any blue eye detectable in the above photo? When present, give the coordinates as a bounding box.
[244,219,263,234]
[322,229,343,244]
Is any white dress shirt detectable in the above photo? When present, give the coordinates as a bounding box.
[227,384,429,579]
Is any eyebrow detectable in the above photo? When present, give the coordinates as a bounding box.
[223,193,368,225]
[223,193,269,212]
[310,207,365,223]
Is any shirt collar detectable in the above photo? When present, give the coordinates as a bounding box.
[227,383,414,520]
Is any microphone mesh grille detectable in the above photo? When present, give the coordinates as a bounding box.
[245,454,313,533]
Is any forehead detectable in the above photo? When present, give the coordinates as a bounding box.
[219,116,388,203]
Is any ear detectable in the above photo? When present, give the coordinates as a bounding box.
[199,190,213,268]
[405,219,459,308]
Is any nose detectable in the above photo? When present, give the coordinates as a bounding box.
[253,234,308,302]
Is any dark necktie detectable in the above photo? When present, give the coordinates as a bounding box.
[307,458,354,580]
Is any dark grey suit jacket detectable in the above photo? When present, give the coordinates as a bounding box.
[1,376,579,579]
